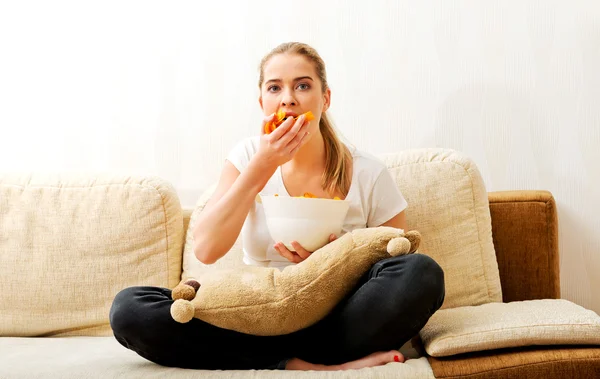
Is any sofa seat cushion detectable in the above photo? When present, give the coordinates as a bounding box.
[428,345,600,379]
[0,337,435,379]
[420,299,600,357]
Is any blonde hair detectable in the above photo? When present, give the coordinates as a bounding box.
[258,42,353,197]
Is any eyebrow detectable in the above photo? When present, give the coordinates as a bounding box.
[265,76,314,85]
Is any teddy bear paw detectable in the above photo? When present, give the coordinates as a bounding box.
[387,237,411,256]
[171,299,195,323]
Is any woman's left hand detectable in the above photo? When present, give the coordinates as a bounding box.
[274,234,337,263]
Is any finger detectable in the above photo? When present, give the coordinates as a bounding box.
[269,115,296,139]
[284,115,311,148]
[291,241,311,259]
[274,243,302,263]
[280,114,310,146]
[274,244,293,261]
[329,234,338,243]
[261,113,276,135]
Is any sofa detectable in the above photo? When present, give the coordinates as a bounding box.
[1,148,599,379]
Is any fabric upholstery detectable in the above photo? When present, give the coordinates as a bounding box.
[0,337,435,379]
[420,299,600,357]
[380,149,502,308]
[488,190,560,302]
[0,174,183,337]
[428,345,600,379]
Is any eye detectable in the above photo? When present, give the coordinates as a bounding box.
[267,85,280,92]
[297,83,310,90]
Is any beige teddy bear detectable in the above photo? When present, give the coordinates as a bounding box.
[170,226,421,336]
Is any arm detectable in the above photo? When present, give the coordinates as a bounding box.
[194,114,312,265]
[379,210,408,230]
[193,157,276,264]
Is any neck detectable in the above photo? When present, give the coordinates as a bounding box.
[285,131,326,175]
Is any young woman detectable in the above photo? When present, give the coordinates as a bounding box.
[110,42,445,371]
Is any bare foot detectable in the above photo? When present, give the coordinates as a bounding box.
[285,350,405,371]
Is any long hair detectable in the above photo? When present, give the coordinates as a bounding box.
[258,42,352,197]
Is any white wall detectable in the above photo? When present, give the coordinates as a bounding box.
[1,1,599,314]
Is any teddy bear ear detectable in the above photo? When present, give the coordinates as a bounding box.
[404,231,421,253]
[387,237,411,256]
[172,279,200,301]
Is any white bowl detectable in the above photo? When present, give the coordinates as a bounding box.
[261,195,350,252]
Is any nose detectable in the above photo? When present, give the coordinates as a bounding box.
[281,88,297,107]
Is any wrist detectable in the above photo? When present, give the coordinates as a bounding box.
[244,154,277,192]
[251,152,278,173]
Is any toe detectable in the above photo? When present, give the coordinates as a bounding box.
[390,351,405,363]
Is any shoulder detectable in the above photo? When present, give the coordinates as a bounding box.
[226,136,261,172]
[231,135,260,155]
[349,145,389,182]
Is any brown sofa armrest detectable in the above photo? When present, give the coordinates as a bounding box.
[428,345,600,379]
[488,190,560,302]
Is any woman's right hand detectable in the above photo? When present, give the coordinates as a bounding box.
[256,113,312,168]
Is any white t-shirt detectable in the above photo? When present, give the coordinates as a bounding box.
[226,136,408,269]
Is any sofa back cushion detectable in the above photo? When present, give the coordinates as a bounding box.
[183,148,502,309]
[381,149,502,308]
[0,174,183,336]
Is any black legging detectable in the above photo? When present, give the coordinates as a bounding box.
[109,253,445,370]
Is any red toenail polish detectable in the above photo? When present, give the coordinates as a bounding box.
[394,355,400,362]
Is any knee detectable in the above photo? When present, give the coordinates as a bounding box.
[373,253,445,306]
[407,254,445,308]
[109,286,145,338]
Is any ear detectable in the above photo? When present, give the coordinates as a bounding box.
[258,95,263,110]
[322,88,331,113]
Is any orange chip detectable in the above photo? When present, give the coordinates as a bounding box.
[272,192,341,200]
[304,111,315,122]
[264,110,315,134]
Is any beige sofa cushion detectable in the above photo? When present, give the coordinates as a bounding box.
[0,174,183,337]
[183,148,502,309]
[420,299,600,357]
[381,149,501,308]
[0,337,435,379]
